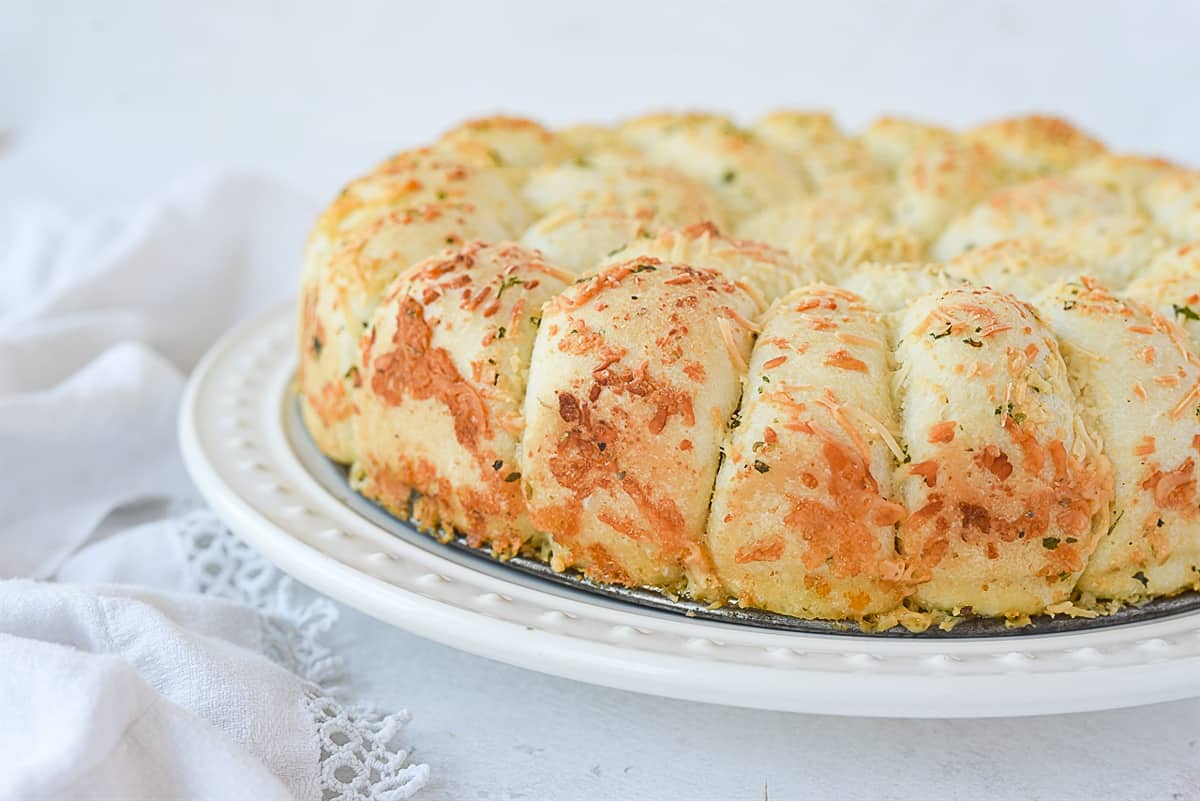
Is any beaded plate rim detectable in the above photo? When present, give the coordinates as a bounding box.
[180,301,1200,717]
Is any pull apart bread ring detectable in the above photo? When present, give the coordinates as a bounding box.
[299,111,1200,627]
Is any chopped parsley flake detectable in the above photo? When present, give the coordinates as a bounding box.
[496,276,524,300]
[930,324,953,340]
[721,169,737,184]
[503,471,521,483]
[753,460,770,474]
[1062,300,1077,311]
[995,402,1025,424]
[1174,304,1200,321]
[496,326,506,340]
[631,263,657,274]
[1133,571,1150,587]
[492,460,503,471]
[1042,537,1061,550]
[311,336,323,356]
[962,338,983,348]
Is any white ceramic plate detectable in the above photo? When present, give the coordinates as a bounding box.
[181,302,1200,718]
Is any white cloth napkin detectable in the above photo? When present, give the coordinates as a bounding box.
[0,175,431,800]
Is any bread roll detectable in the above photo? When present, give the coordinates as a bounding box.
[1036,279,1200,599]
[840,263,966,314]
[737,198,923,281]
[436,115,573,168]
[943,238,1086,300]
[790,138,895,211]
[616,222,819,305]
[519,209,658,275]
[521,258,760,590]
[1069,153,1177,210]
[933,177,1166,287]
[895,286,1112,615]
[522,151,727,230]
[754,110,844,152]
[557,124,631,156]
[353,242,572,555]
[932,177,1125,261]
[707,286,906,618]
[300,202,511,461]
[891,141,1011,241]
[859,116,956,166]
[1126,243,1200,341]
[966,115,1106,176]
[1044,213,1168,288]
[618,114,807,220]
[1144,170,1200,243]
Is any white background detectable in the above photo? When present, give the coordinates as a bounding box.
[5,0,1200,210]
[5,1,1200,798]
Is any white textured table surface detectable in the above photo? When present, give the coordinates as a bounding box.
[6,1,1200,798]
[328,604,1200,801]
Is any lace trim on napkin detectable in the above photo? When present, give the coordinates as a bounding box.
[177,509,430,800]
[309,691,432,801]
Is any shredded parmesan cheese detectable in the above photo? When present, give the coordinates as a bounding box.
[842,403,907,463]
[717,317,748,374]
